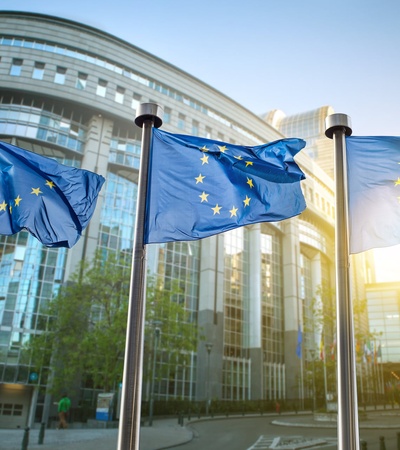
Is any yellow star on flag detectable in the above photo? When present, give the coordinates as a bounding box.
[243,196,251,207]
[395,178,400,186]
[200,145,208,152]
[31,187,43,196]
[234,155,243,160]
[0,201,7,211]
[199,192,209,202]
[14,195,22,206]
[200,155,209,165]
[229,206,238,217]
[247,177,254,188]
[212,204,222,215]
[217,145,227,153]
[245,161,253,167]
[45,180,55,189]
[195,174,205,184]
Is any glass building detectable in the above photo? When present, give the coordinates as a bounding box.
[0,11,371,428]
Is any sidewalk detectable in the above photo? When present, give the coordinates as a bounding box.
[0,418,193,450]
[1,409,399,450]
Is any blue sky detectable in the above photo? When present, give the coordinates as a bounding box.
[2,0,400,280]
[2,0,399,136]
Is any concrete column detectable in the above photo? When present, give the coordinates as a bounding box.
[196,234,224,401]
[281,218,301,399]
[311,252,323,346]
[28,386,39,428]
[63,114,112,279]
[247,224,263,399]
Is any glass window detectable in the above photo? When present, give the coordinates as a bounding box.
[75,72,88,90]
[177,113,185,130]
[54,66,67,84]
[115,86,125,104]
[32,62,45,80]
[10,58,23,76]
[164,107,171,124]
[96,79,107,97]
[192,120,199,136]
[131,93,141,111]
[205,126,212,139]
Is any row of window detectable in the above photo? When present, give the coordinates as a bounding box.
[0,403,23,416]
[7,59,228,141]
[2,36,264,144]
[9,58,143,106]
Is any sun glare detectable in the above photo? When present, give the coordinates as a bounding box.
[373,245,400,282]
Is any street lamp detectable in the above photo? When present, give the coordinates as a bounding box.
[205,342,213,415]
[309,349,317,412]
[149,326,161,426]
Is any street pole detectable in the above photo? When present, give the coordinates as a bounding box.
[325,114,360,450]
[149,327,160,426]
[205,343,213,415]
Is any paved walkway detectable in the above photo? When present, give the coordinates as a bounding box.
[0,419,192,450]
[1,409,400,450]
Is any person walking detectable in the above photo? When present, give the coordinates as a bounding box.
[57,393,71,429]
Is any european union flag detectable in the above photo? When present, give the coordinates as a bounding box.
[0,141,105,248]
[346,136,400,254]
[145,129,306,244]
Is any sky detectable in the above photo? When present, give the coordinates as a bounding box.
[2,0,400,281]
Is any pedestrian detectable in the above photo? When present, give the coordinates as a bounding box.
[275,401,280,415]
[57,393,71,429]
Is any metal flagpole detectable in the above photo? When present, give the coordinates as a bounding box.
[117,103,163,450]
[325,114,360,450]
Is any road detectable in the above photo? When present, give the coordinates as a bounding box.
[167,415,400,450]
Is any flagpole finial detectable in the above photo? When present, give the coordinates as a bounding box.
[325,113,352,139]
[135,102,164,129]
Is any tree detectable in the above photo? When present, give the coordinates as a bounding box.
[26,250,199,399]
[27,251,129,395]
[143,276,200,393]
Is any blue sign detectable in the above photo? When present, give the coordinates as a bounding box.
[29,372,38,382]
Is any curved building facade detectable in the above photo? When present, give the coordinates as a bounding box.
[0,11,369,427]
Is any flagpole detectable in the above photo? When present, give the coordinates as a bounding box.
[117,103,163,450]
[325,114,360,450]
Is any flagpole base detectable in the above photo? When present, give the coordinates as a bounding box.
[135,103,164,129]
[325,114,352,139]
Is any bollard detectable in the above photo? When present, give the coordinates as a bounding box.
[360,439,367,450]
[38,422,45,445]
[379,436,386,450]
[21,427,30,450]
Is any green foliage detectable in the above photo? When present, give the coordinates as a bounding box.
[27,251,129,395]
[143,276,200,384]
[26,250,199,397]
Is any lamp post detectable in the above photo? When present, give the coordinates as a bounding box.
[205,343,213,415]
[309,349,317,412]
[148,326,161,426]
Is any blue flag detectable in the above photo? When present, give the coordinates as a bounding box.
[296,326,302,359]
[145,129,306,244]
[346,136,400,254]
[0,141,105,248]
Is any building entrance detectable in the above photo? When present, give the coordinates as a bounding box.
[0,384,32,429]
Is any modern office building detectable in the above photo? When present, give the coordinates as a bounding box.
[364,282,400,391]
[0,11,371,428]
